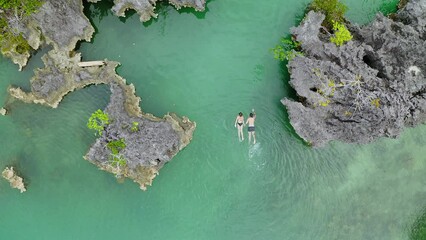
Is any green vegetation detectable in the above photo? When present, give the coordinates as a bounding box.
[107,139,127,169]
[0,0,43,55]
[330,21,353,46]
[370,98,381,108]
[0,0,44,16]
[0,18,31,54]
[271,37,303,61]
[87,109,109,136]
[107,139,126,155]
[131,122,139,132]
[109,154,126,168]
[410,208,426,240]
[309,0,347,29]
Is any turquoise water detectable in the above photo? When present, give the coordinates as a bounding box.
[2,0,425,239]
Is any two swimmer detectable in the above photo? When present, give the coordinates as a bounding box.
[234,110,256,144]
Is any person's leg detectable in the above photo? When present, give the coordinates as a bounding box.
[253,132,256,144]
[237,126,242,141]
[248,132,251,143]
[241,127,244,141]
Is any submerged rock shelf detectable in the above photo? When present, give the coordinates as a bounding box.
[282,0,426,147]
[2,0,203,190]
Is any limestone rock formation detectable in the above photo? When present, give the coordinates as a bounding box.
[282,0,426,147]
[0,108,6,115]
[4,0,94,69]
[4,0,199,190]
[9,50,115,108]
[9,49,195,190]
[84,84,195,190]
[2,167,26,193]
[107,0,206,22]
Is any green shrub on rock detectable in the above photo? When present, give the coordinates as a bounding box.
[109,154,126,168]
[271,37,303,61]
[130,122,139,132]
[309,0,347,29]
[87,109,109,136]
[0,0,44,16]
[107,139,126,155]
[330,21,353,46]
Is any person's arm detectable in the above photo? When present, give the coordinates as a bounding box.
[234,116,238,127]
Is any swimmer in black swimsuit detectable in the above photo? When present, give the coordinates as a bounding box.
[234,112,245,142]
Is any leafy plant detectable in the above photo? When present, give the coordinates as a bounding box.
[109,154,126,168]
[0,18,31,54]
[271,37,303,61]
[131,122,139,132]
[330,21,353,46]
[309,0,347,29]
[410,208,426,240]
[0,0,43,16]
[107,138,126,155]
[87,109,109,136]
[370,98,381,108]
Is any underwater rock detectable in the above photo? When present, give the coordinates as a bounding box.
[2,167,26,193]
[109,0,206,22]
[282,0,426,147]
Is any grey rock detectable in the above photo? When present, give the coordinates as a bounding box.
[9,50,195,190]
[282,0,426,147]
[3,0,94,69]
[110,0,206,22]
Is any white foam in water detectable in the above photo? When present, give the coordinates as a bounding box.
[248,143,266,170]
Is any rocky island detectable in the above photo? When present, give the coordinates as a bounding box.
[282,0,425,147]
[1,0,203,190]
[2,167,26,193]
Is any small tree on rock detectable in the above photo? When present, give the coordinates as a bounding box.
[87,109,109,136]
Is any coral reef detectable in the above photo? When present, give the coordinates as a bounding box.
[282,0,425,147]
[2,167,26,193]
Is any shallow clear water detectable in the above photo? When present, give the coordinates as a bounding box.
[1,0,425,239]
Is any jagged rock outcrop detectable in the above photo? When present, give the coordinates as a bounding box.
[2,167,26,193]
[9,50,114,108]
[9,49,195,190]
[4,0,94,69]
[85,84,195,190]
[282,0,426,147]
[4,0,200,190]
[106,0,206,22]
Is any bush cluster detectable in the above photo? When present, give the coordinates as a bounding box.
[309,0,347,30]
